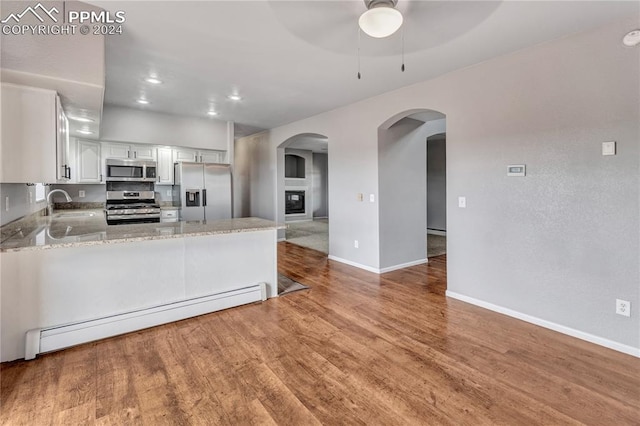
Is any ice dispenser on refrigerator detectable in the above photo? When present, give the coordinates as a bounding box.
[174,162,232,221]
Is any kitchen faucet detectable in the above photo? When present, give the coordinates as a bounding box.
[46,189,72,216]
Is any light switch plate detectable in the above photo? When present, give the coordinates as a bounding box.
[602,141,616,156]
[458,196,466,208]
[369,194,375,203]
[507,165,526,177]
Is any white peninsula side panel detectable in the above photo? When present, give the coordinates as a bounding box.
[1,229,277,362]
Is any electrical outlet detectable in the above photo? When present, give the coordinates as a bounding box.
[166,189,172,196]
[354,240,359,249]
[369,194,375,203]
[616,299,631,317]
[78,190,85,198]
[458,196,466,208]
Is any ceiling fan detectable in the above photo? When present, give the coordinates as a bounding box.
[357,0,405,78]
[359,0,404,39]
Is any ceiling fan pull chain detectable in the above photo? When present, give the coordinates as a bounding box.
[401,26,405,72]
[357,27,362,79]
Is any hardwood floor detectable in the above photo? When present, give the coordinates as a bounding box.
[1,242,639,425]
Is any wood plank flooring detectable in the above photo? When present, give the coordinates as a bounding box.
[1,241,639,425]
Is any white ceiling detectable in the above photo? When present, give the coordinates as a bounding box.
[89,1,635,138]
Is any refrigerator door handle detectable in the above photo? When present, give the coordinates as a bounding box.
[202,189,207,207]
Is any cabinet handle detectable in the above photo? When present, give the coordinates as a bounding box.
[100,174,103,182]
[202,189,207,206]
[127,150,130,158]
[200,155,203,163]
[66,166,71,180]
[134,151,137,159]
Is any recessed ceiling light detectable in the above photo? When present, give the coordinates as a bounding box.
[227,94,242,101]
[145,77,163,84]
[77,129,94,135]
[68,116,94,123]
[623,30,640,47]
[207,110,218,116]
[136,98,150,105]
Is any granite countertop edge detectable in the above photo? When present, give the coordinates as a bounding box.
[1,211,284,253]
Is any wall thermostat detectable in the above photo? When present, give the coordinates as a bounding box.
[507,165,526,177]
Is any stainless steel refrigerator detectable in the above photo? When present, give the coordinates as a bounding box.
[174,162,232,221]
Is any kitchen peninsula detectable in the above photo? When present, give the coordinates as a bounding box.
[0,211,279,362]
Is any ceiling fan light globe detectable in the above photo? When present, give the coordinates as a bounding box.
[359,6,403,38]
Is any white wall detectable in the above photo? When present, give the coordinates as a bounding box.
[101,105,231,151]
[234,17,640,352]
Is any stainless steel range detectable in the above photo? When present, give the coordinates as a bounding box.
[105,181,160,225]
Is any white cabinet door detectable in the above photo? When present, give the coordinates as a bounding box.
[56,96,71,182]
[157,147,174,185]
[77,140,102,183]
[199,150,225,163]
[174,148,198,162]
[131,144,156,160]
[102,142,131,159]
[0,84,57,183]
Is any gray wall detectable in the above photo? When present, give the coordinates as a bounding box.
[0,183,48,226]
[427,134,447,231]
[378,118,428,269]
[50,184,106,203]
[233,17,639,351]
[312,153,328,218]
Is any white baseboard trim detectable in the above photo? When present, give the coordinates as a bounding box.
[427,229,447,236]
[328,256,428,274]
[25,284,267,360]
[446,291,640,358]
[328,255,380,274]
[379,258,428,273]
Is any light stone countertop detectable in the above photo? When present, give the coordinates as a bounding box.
[0,209,281,253]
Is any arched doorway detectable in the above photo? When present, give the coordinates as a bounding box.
[276,133,329,254]
[377,109,446,272]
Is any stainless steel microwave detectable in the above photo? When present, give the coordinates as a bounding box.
[105,158,157,182]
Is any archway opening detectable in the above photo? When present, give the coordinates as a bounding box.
[377,109,447,273]
[277,133,329,255]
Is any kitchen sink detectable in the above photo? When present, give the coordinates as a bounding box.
[54,211,98,218]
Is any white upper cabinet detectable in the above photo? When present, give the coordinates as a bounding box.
[0,83,67,183]
[199,150,226,164]
[77,140,102,184]
[56,96,71,182]
[173,148,198,162]
[102,142,157,161]
[102,142,130,159]
[156,147,174,185]
[174,148,227,164]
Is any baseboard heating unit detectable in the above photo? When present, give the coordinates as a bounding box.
[25,283,267,360]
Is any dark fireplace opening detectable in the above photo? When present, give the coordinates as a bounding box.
[285,190,305,214]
